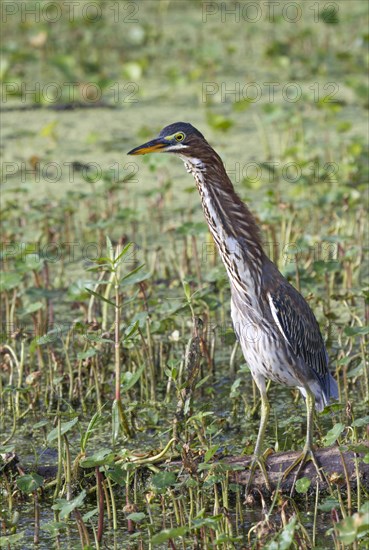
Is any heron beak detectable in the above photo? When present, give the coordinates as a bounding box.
[127,138,167,155]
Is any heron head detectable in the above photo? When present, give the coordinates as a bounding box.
[127,122,206,157]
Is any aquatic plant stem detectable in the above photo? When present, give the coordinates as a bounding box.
[96,466,104,543]
[105,473,117,530]
[113,247,131,438]
[53,417,63,502]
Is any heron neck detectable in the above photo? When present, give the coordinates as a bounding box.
[181,151,265,295]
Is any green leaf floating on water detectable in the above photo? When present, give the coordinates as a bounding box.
[80,448,115,468]
[323,423,345,446]
[152,526,188,544]
[352,415,369,427]
[265,516,297,550]
[0,272,22,291]
[0,532,25,547]
[151,471,176,492]
[83,508,98,521]
[295,477,311,494]
[204,444,220,464]
[16,473,44,493]
[121,363,145,392]
[126,512,146,522]
[20,301,44,316]
[336,512,369,545]
[47,417,79,443]
[318,497,340,512]
[52,490,86,519]
[344,325,369,336]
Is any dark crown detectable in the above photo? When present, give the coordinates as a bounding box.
[158,122,205,139]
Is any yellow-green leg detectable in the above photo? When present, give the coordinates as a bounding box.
[246,390,272,493]
[283,392,324,495]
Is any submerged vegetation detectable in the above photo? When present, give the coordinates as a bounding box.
[1,1,368,548]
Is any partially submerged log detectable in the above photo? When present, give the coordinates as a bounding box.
[223,446,369,494]
[166,445,369,495]
[3,446,368,496]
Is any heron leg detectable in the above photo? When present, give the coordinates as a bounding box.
[246,389,271,493]
[282,391,324,495]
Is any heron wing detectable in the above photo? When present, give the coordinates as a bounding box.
[267,281,329,381]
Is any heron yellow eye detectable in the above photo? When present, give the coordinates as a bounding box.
[175,132,185,142]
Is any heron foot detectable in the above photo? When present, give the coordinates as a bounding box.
[282,446,324,496]
[245,449,272,496]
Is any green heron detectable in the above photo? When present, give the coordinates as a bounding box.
[128,122,338,490]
